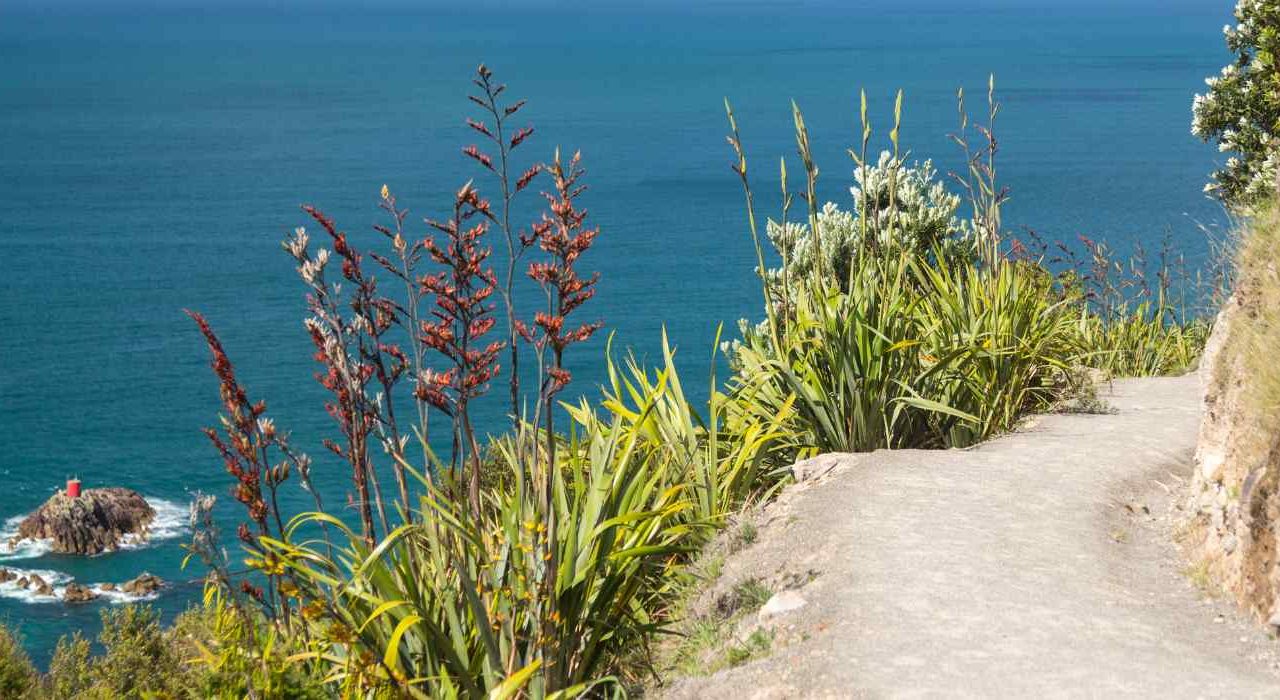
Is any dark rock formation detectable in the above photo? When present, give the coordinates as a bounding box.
[13,487,155,555]
[121,573,162,596]
[63,582,97,603]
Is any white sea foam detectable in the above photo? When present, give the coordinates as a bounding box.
[0,567,71,604]
[92,585,160,604]
[118,497,190,550]
[0,525,53,561]
[0,567,159,605]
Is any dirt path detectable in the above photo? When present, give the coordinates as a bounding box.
[664,375,1280,698]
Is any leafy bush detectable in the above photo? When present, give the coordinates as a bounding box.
[760,154,968,297]
[575,331,795,525]
[0,597,319,700]
[723,83,1083,456]
[0,625,37,699]
[730,258,932,454]
[723,78,1214,462]
[167,587,329,699]
[1074,302,1210,378]
[728,249,1079,454]
[88,605,184,697]
[1192,0,1280,208]
[913,258,1080,444]
[45,634,92,700]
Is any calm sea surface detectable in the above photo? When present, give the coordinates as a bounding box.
[0,1,1234,660]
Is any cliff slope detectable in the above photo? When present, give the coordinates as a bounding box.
[1182,206,1280,629]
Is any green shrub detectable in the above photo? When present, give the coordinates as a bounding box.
[45,634,92,699]
[727,251,1079,454]
[723,82,1211,461]
[90,605,184,697]
[169,587,328,700]
[913,257,1080,445]
[1192,0,1280,208]
[1074,301,1211,378]
[0,625,37,699]
[729,259,932,454]
[723,87,1084,456]
[759,154,969,295]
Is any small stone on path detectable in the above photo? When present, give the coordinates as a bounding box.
[758,590,808,623]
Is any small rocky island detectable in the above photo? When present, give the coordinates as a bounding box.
[0,483,167,603]
[12,485,156,555]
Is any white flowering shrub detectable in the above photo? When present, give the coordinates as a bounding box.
[727,152,971,357]
[762,151,969,293]
[1192,0,1280,208]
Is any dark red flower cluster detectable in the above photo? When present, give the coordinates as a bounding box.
[464,63,541,425]
[523,150,602,393]
[296,204,421,543]
[187,310,274,536]
[419,182,505,416]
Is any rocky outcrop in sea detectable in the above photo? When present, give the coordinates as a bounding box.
[12,487,156,555]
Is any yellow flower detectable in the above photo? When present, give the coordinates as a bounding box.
[328,622,355,644]
[301,599,326,621]
[380,184,390,200]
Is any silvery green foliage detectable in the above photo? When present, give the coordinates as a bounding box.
[725,153,970,359]
[1192,0,1280,208]
[849,151,966,256]
[763,152,968,296]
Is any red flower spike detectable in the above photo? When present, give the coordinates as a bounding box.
[416,176,506,418]
[463,145,494,171]
[510,126,534,149]
[523,150,602,392]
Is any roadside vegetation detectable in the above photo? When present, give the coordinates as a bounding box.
[1193,198,1280,617]
[0,63,1214,698]
[1222,204,1280,431]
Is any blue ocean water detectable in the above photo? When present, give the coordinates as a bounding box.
[0,1,1234,661]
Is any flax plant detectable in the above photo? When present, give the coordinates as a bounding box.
[952,76,1007,269]
[187,66,791,699]
[464,64,542,424]
[723,82,1084,456]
